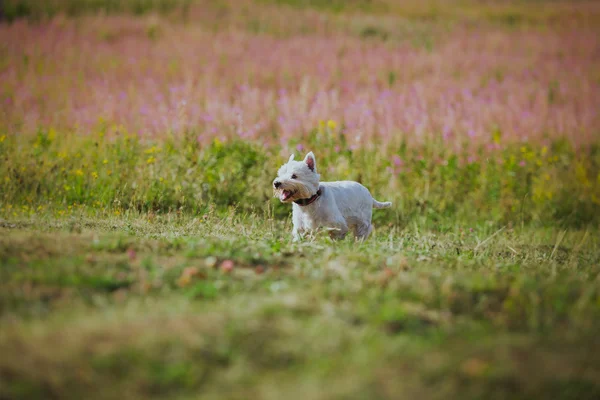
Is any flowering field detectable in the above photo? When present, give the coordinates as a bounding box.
[1,1,600,399]
[1,1,599,147]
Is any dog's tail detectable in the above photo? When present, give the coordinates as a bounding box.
[372,198,392,209]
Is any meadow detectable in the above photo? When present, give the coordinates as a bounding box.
[1,1,600,399]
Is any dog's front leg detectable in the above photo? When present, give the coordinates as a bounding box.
[292,228,302,242]
[292,210,304,242]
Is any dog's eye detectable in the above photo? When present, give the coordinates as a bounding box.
[291,174,297,179]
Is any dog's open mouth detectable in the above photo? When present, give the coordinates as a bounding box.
[280,190,296,201]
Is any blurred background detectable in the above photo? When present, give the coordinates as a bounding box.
[1,0,598,226]
[2,0,598,144]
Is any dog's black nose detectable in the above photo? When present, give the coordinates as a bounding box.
[274,181,281,188]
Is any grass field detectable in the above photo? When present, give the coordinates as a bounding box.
[1,1,600,399]
[1,213,599,399]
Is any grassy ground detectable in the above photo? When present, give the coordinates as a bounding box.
[1,211,600,399]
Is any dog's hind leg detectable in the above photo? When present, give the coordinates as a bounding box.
[354,223,372,241]
[328,222,349,240]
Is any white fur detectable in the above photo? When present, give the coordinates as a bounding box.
[273,152,392,241]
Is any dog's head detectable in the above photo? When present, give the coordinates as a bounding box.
[273,152,320,203]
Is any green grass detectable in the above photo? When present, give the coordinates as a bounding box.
[1,132,600,399]
[1,212,599,399]
[258,0,390,14]
[3,0,596,31]
[0,0,193,21]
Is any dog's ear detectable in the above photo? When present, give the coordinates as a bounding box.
[304,152,316,172]
[288,154,295,163]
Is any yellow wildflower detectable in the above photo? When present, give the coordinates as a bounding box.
[541,146,548,156]
[147,156,156,164]
[92,171,98,179]
[145,146,162,154]
[0,134,5,143]
[492,131,501,144]
[327,120,337,131]
[575,162,591,187]
[75,169,84,176]
[103,159,108,164]
[213,137,223,150]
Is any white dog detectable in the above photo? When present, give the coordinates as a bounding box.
[273,151,391,241]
